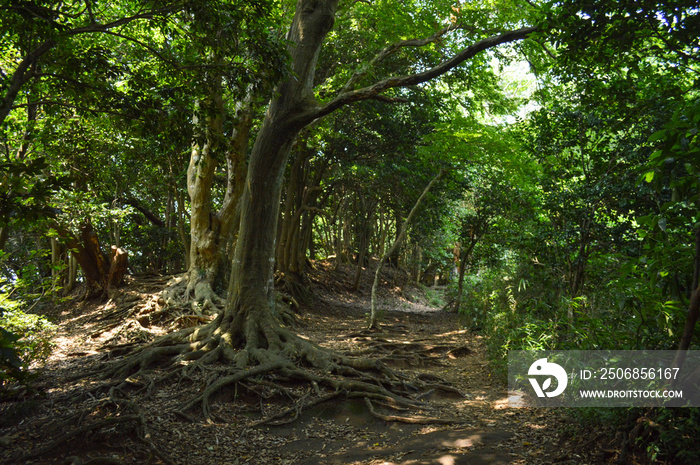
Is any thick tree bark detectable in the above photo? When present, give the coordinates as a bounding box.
[214,0,340,355]
[186,84,251,299]
[108,246,129,290]
[58,222,127,299]
[187,90,226,296]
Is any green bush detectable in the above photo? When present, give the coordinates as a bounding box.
[0,292,55,388]
[644,408,700,464]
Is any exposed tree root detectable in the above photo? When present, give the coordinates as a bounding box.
[87,274,222,346]
[11,394,175,465]
[250,391,342,426]
[276,271,315,307]
[98,309,465,428]
[363,397,461,425]
[65,456,126,465]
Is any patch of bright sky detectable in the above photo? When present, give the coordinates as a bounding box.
[488,57,540,125]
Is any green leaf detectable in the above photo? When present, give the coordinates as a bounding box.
[648,129,666,143]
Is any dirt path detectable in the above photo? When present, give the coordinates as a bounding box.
[1,270,600,465]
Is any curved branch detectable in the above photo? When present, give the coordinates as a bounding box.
[339,22,471,94]
[0,2,183,126]
[369,169,444,329]
[0,39,55,126]
[315,26,538,121]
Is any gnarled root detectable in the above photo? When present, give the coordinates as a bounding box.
[88,273,224,347]
[101,306,462,427]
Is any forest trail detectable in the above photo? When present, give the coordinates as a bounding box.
[1,264,602,465]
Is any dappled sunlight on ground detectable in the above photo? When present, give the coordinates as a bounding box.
[3,266,602,464]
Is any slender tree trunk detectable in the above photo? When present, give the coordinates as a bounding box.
[50,237,64,291]
[277,149,326,299]
[176,189,191,271]
[672,225,700,376]
[353,195,375,291]
[453,238,478,313]
[333,195,347,268]
[369,170,442,329]
[415,245,422,284]
[376,208,388,258]
[0,225,9,253]
[387,208,402,268]
[66,255,77,293]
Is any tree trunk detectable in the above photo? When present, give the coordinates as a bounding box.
[105,3,538,405]
[59,221,127,299]
[353,194,375,291]
[50,237,65,292]
[66,254,77,293]
[672,225,700,377]
[176,189,191,271]
[186,82,251,300]
[187,87,226,297]
[386,208,402,268]
[0,225,9,252]
[178,0,535,362]
[277,150,305,270]
[332,194,347,268]
[211,0,340,357]
[276,147,327,299]
[453,238,478,313]
[108,246,129,289]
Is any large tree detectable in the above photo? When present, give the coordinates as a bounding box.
[111,0,539,414]
[167,0,287,305]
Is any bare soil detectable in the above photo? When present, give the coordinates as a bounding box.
[0,262,612,465]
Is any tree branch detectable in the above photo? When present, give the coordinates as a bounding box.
[368,95,410,104]
[122,197,166,228]
[0,39,56,126]
[369,169,445,328]
[339,22,470,94]
[315,26,537,121]
[0,2,183,126]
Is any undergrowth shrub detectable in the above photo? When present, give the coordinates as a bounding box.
[457,258,696,463]
[647,408,700,464]
[0,291,55,390]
